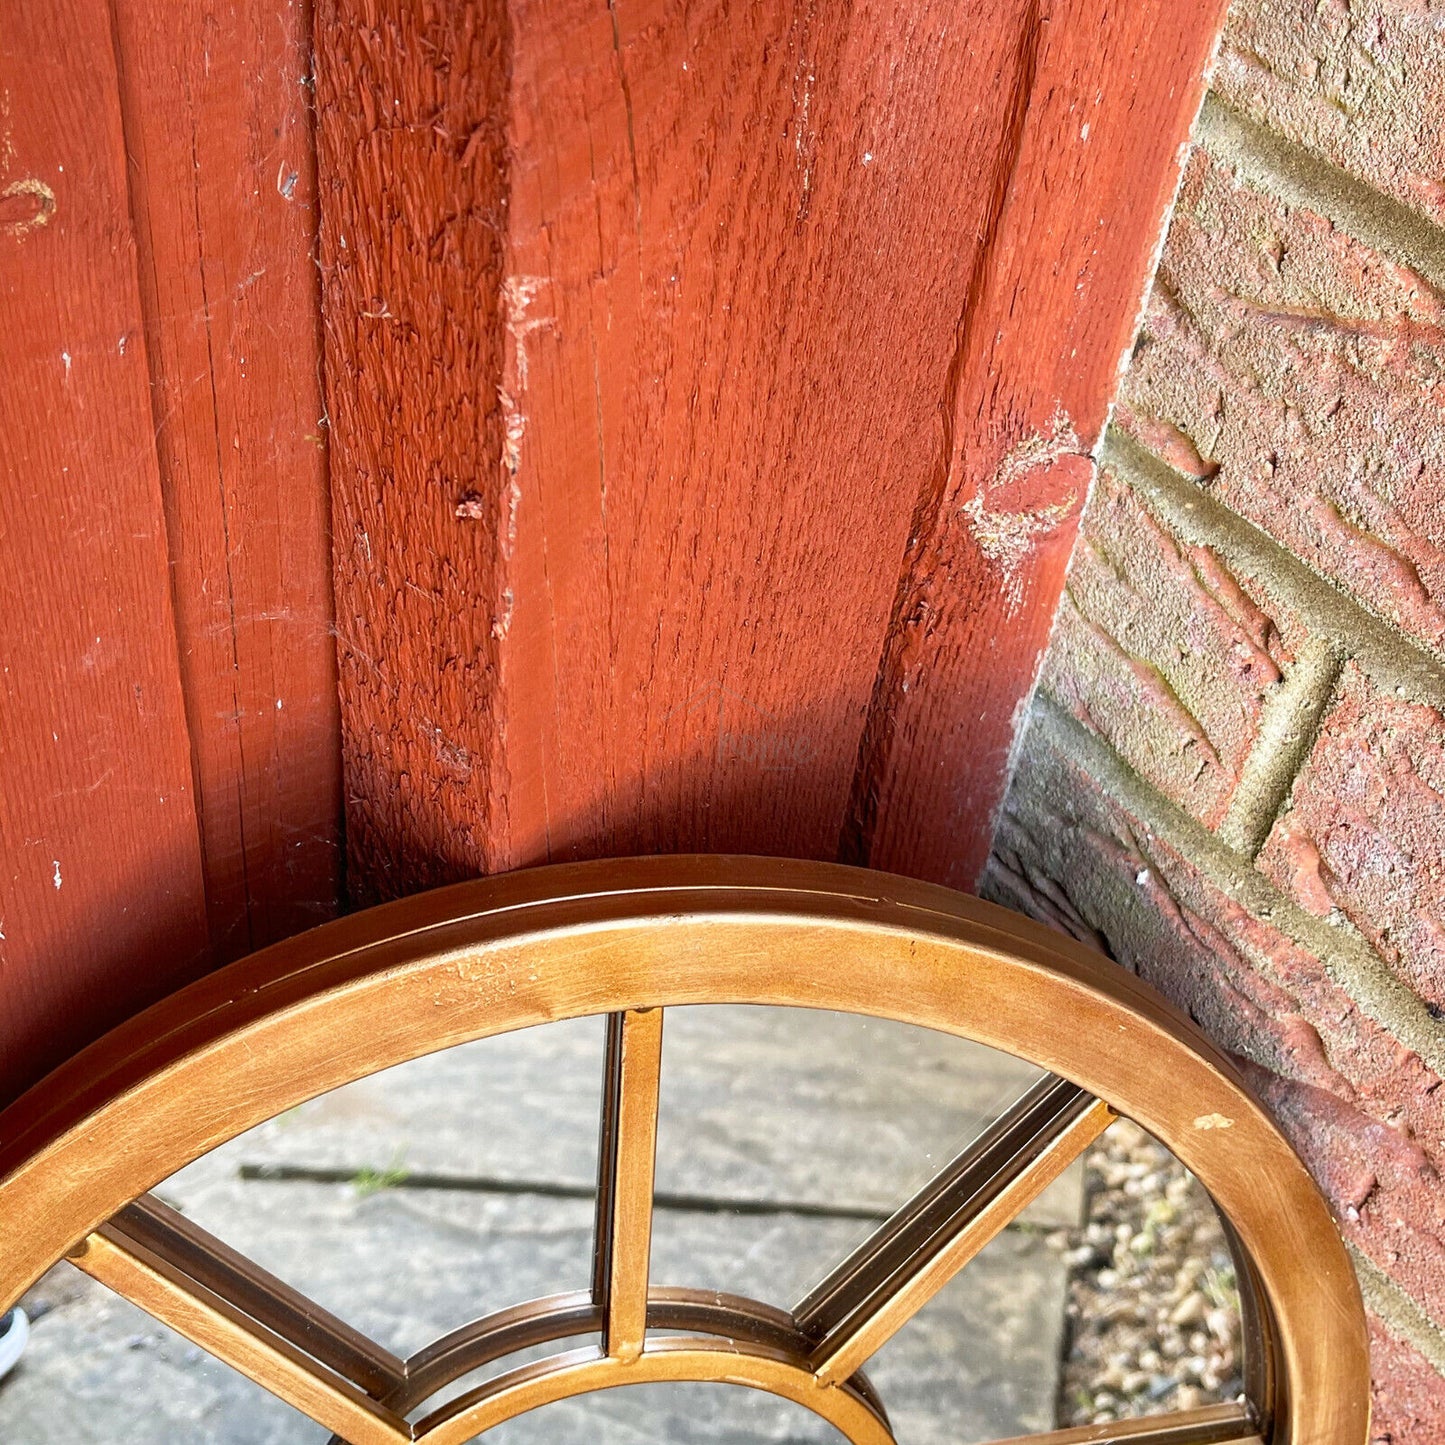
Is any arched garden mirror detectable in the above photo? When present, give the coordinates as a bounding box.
[0,858,1367,1444]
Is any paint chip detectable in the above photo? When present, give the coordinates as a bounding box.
[1193,1113,1233,1131]
[961,409,1086,613]
[0,177,57,238]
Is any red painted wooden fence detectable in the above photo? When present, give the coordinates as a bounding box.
[0,0,1225,1102]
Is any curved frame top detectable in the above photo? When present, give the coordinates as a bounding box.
[0,855,1368,1444]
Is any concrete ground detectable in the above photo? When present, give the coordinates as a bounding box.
[0,1007,1079,1444]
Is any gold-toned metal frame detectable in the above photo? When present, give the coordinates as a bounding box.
[0,856,1368,1444]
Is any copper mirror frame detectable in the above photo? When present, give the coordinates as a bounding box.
[0,856,1368,1444]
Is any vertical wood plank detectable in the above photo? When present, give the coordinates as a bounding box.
[845,1,1228,890]
[318,0,1228,900]
[315,0,513,903]
[0,0,210,1101]
[496,0,1037,867]
[110,0,342,957]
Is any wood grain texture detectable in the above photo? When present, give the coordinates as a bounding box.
[318,0,1227,901]
[315,0,513,901]
[845,0,1231,890]
[0,0,210,1100]
[494,0,1035,868]
[111,0,342,959]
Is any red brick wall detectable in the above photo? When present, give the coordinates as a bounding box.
[984,2,1445,1436]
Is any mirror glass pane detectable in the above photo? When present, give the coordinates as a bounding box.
[865,1116,1245,1443]
[1055,1117,1245,1428]
[152,1016,603,1356]
[2,1268,326,1444]
[649,1004,1055,1311]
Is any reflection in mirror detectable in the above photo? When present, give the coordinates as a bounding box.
[648,1005,1053,1311]
[0,1009,1246,1444]
[862,1116,1246,1444]
[1055,1119,1244,1429]
[150,1016,603,1357]
[0,1266,326,1443]
[863,1188,1071,1445]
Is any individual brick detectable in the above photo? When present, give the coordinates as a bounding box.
[1367,1314,1445,1445]
[1117,145,1445,656]
[1215,0,1445,229]
[1261,660,1445,1015]
[1041,465,1291,828]
[987,709,1445,1322]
